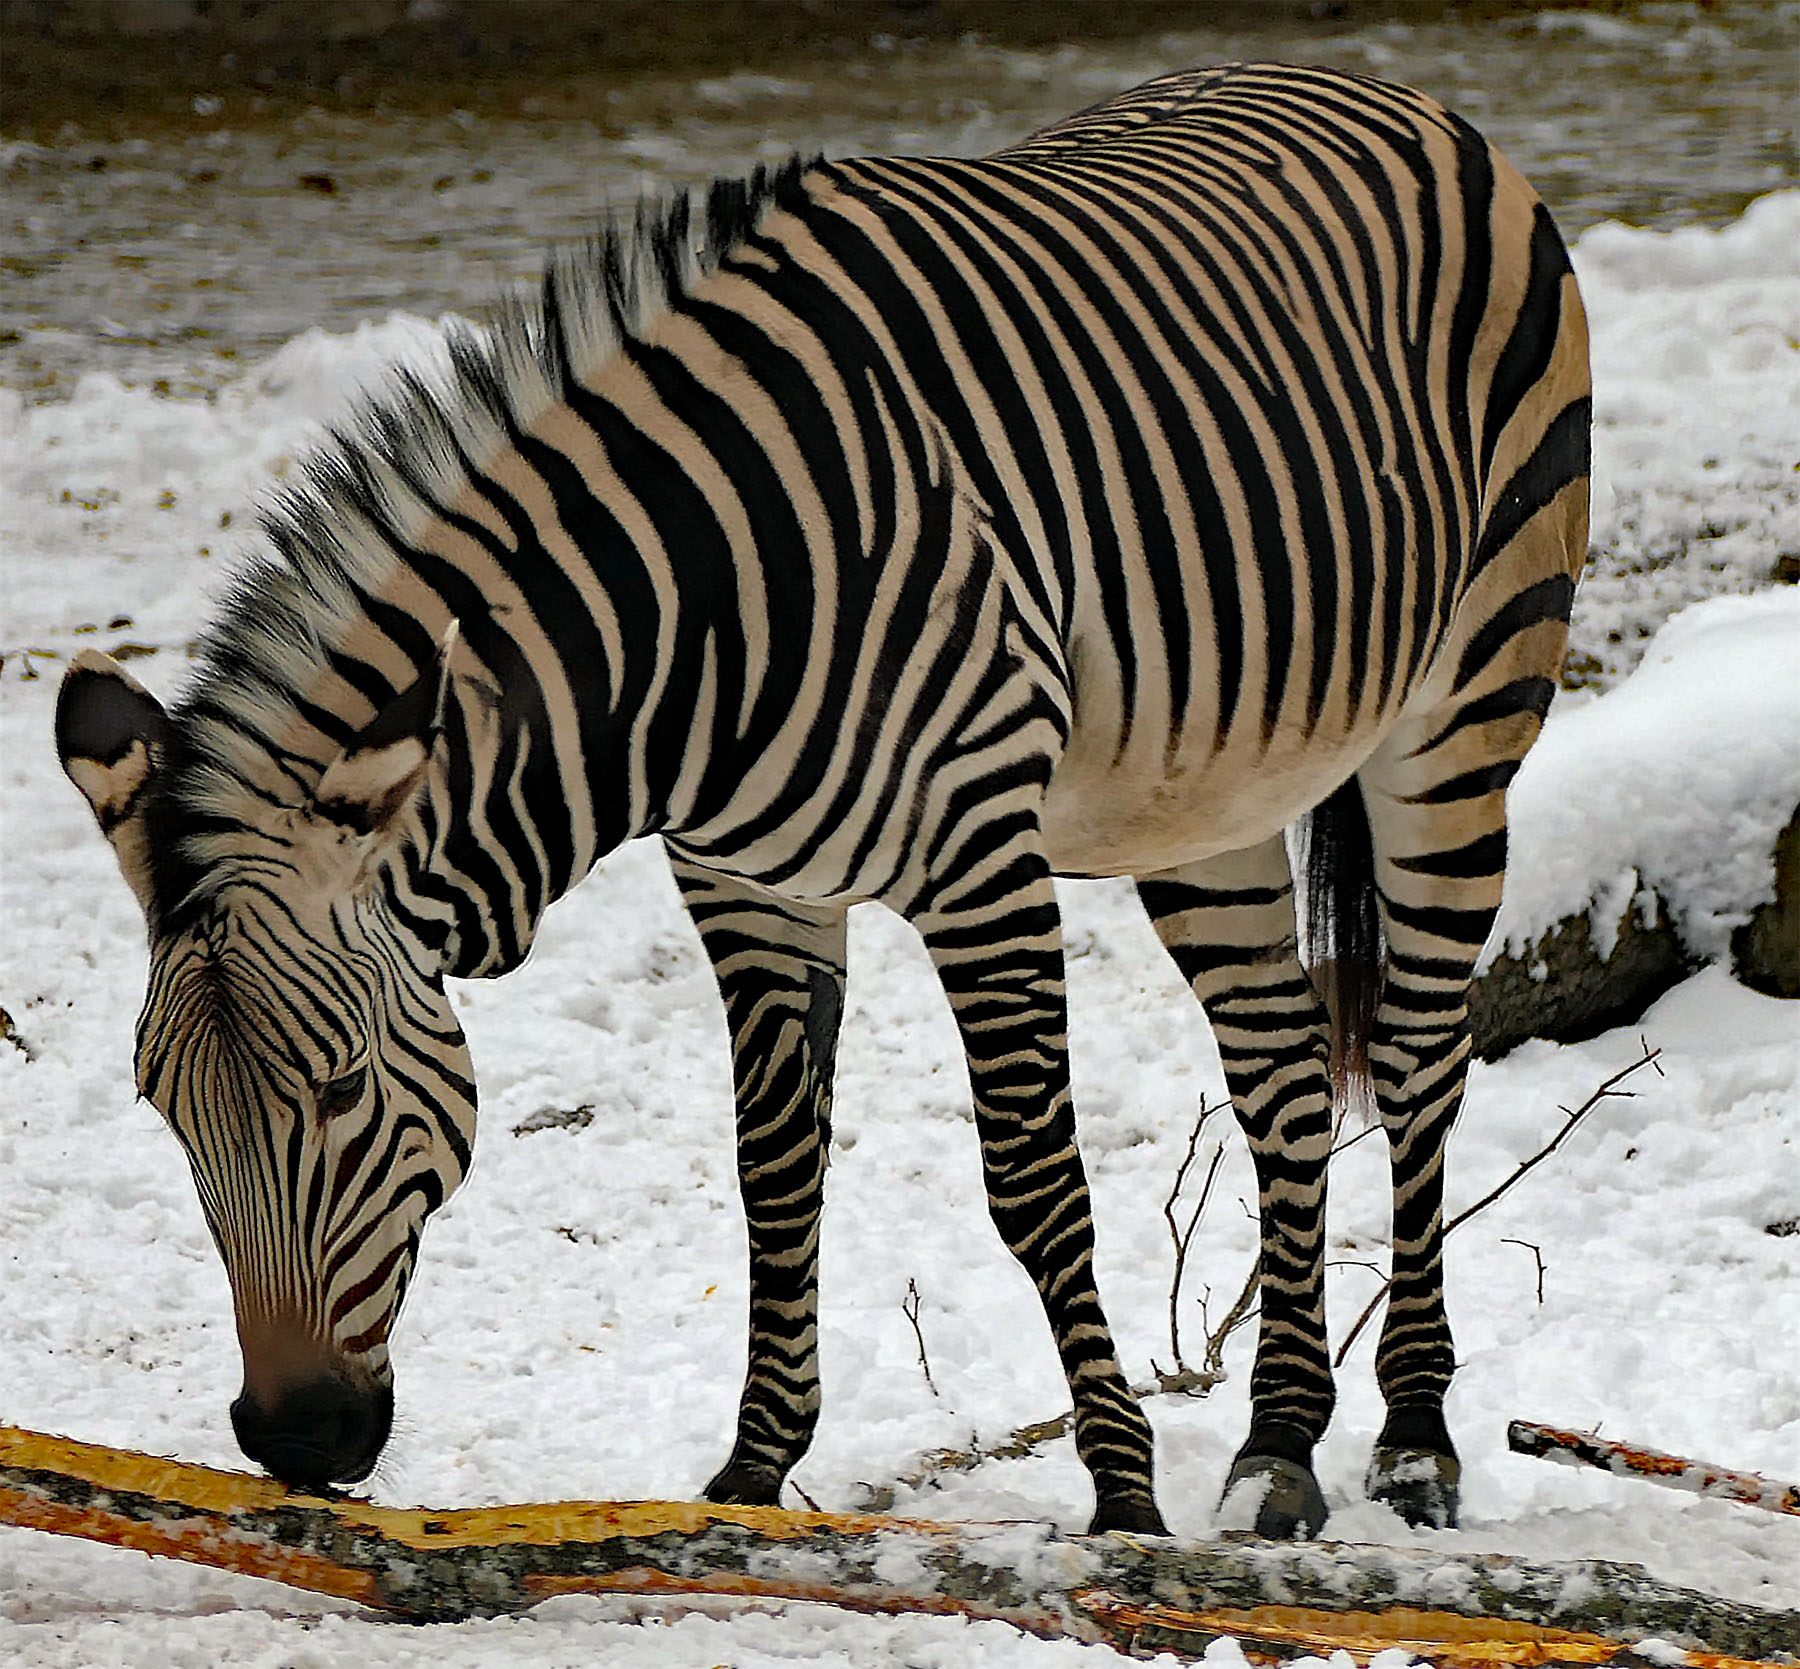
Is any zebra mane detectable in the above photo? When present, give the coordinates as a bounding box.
[155,156,815,911]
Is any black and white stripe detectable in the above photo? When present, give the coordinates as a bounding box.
[58,63,1589,1531]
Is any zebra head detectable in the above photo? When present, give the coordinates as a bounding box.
[55,646,476,1492]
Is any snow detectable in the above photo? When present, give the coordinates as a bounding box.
[1492,589,1800,962]
[3,129,1799,1669]
[1567,189,1800,689]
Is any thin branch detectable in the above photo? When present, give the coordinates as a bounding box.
[1333,1042,1662,1368]
[863,1047,1664,1513]
[1329,1119,1382,1159]
[1201,1256,1260,1383]
[1160,1094,1227,1372]
[1501,1238,1546,1304]
[857,1271,1260,1515]
[902,1278,939,1399]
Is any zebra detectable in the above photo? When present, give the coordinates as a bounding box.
[56,63,1589,1538]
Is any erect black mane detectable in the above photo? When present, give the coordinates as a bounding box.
[145,156,817,930]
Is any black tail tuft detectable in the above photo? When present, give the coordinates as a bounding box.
[1302,778,1384,1105]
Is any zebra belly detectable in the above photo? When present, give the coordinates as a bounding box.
[1039,728,1370,879]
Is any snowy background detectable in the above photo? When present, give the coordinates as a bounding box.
[3,12,1799,1667]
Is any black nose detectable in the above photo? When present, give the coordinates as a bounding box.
[231,1375,394,1490]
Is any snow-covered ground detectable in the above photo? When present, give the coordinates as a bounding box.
[2,136,1798,1669]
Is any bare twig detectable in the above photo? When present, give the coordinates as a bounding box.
[865,1046,1666,1515]
[1333,1042,1663,1368]
[1159,1095,1227,1373]
[902,1278,938,1399]
[856,1305,1259,1514]
[1329,1119,1382,1159]
[1200,1256,1260,1383]
[1502,1238,1546,1304]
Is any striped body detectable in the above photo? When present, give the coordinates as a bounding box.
[58,65,1589,1532]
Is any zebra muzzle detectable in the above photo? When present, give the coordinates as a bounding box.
[231,1374,395,1492]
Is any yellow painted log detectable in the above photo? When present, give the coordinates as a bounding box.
[3,1423,1796,1664]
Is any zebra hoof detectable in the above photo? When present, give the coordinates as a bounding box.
[702,1458,786,1507]
[1366,1446,1461,1529]
[1219,1453,1328,1540]
[1089,1488,1169,1536]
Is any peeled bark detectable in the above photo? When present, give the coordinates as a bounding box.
[3,1424,1797,1662]
[1509,1420,1800,1517]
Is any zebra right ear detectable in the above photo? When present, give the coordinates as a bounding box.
[311,623,457,839]
[56,649,171,916]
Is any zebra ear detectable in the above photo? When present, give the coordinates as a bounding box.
[312,624,457,838]
[56,649,172,915]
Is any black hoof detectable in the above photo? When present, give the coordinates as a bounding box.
[1366,1445,1461,1529]
[1220,1453,1328,1540]
[702,1458,786,1506]
[1089,1488,1169,1535]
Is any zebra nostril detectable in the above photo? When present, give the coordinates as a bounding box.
[232,1376,394,1490]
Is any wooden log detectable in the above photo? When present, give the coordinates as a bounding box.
[1509,1420,1800,1517]
[3,1423,1797,1663]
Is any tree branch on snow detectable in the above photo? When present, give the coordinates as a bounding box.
[857,1048,1668,1516]
[3,1423,1795,1663]
[902,1277,939,1399]
[854,1104,1265,1516]
[1333,1042,1664,1368]
[1509,1420,1800,1517]
[1501,1238,1547,1304]
[1157,1092,1228,1377]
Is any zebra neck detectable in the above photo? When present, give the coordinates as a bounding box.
[405,625,669,980]
[409,549,791,981]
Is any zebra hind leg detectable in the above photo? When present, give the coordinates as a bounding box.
[1354,692,1546,1530]
[1137,836,1340,1540]
[670,854,847,1508]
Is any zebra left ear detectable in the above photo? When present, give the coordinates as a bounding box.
[56,649,172,916]
[312,624,457,837]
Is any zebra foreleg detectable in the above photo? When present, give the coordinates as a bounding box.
[670,856,847,1508]
[1137,842,1337,1539]
[914,839,1167,1536]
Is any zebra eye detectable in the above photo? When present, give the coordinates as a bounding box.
[316,1065,369,1119]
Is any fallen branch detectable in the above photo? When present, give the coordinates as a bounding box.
[853,1408,1079,1513]
[1334,1043,1663,1367]
[859,1116,1265,1515]
[851,1344,1244,1518]
[3,1424,1794,1662]
[1509,1420,1800,1518]
[1502,1238,1547,1305]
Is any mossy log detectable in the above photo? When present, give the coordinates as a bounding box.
[3,1425,1797,1663]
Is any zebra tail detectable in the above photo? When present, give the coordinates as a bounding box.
[1303,779,1384,1110]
